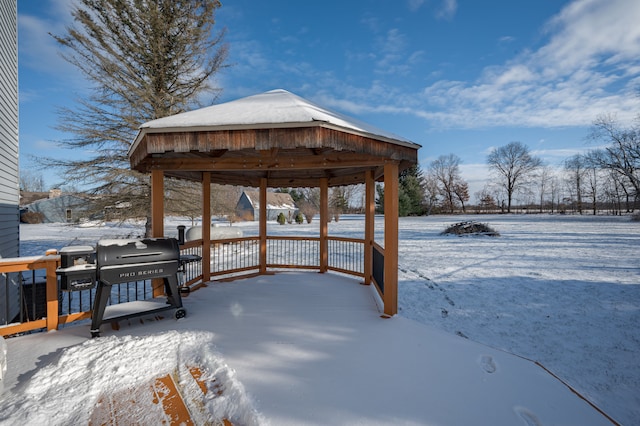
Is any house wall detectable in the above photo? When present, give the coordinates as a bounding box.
[0,0,20,324]
[26,195,89,223]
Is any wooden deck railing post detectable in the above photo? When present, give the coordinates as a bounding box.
[45,254,60,331]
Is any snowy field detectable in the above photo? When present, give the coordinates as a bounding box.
[9,213,640,424]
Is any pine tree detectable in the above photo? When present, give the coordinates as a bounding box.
[43,0,228,235]
[377,165,426,216]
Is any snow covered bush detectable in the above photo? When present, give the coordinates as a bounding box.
[441,221,500,237]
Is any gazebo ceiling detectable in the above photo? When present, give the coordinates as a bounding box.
[128,89,421,187]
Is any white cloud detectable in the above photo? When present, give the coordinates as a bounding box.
[407,0,426,12]
[416,0,640,129]
[436,0,458,21]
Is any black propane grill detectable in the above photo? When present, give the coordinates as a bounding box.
[56,238,186,337]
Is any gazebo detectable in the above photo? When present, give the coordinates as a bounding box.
[128,89,420,316]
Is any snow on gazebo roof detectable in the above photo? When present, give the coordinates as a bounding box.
[128,89,420,188]
[133,89,419,151]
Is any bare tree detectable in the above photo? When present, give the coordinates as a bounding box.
[212,185,243,223]
[422,174,440,215]
[452,181,469,213]
[295,188,320,223]
[536,166,554,213]
[19,170,45,192]
[330,185,361,220]
[43,0,228,235]
[165,179,202,225]
[429,154,468,213]
[475,188,497,213]
[588,114,640,211]
[564,154,586,214]
[487,142,542,213]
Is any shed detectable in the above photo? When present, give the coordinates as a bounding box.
[128,89,420,315]
[236,190,297,221]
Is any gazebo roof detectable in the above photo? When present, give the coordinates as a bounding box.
[129,89,420,187]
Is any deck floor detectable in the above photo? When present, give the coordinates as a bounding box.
[3,272,613,425]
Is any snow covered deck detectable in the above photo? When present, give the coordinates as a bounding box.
[1,272,613,425]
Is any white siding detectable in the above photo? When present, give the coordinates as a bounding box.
[0,0,19,324]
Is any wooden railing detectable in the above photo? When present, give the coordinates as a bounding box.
[1,253,62,336]
[1,236,367,337]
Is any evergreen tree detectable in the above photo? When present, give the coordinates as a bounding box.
[43,0,228,235]
[376,165,426,216]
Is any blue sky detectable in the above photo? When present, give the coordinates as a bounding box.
[17,0,640,199]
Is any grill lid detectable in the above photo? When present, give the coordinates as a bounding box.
[96,238,179,267]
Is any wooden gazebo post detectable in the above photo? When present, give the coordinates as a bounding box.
[383,162,399,316]
[202,172,211,281]
[151,170,165,297]
[363,170,375,285]
[259,178,267,274]
[151,170,164,238]
[319,178,329,273]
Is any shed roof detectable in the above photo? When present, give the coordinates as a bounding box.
[241,191,296,210]
[129,89,420,188]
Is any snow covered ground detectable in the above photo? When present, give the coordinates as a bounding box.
[3,213,639,424]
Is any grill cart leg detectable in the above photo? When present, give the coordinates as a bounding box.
[164,276,187,320]
[91,284,112,338]
[164,276,183,309]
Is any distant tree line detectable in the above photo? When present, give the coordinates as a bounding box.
[374,114,639,217]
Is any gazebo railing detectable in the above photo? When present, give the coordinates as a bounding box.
[1,235,367,336]
[327,236,365,277]
[267,236,320,270]
[201,236,364,278]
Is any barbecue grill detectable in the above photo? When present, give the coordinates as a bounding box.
[56,238,187,337]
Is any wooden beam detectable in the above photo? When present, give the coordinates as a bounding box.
[363,170,375,285]
[383,162,399,316]
[149,153,387,172]
[259,178,267,274]
[319,178,328,273]
[202,173,211,282]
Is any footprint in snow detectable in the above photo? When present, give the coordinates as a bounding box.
[514,406,542,426]
[480,354,497,374]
